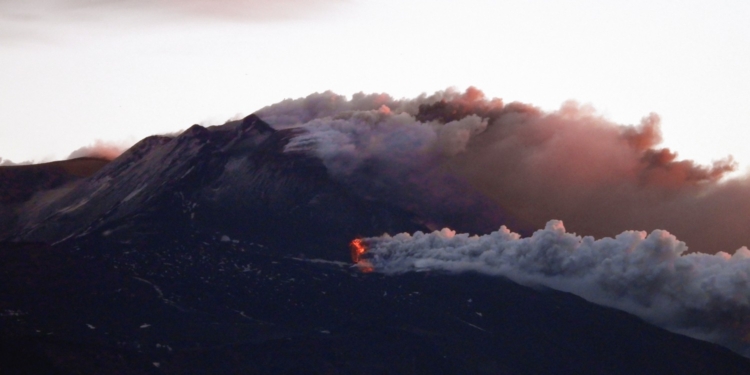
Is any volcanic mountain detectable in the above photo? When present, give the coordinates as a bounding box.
[1,115,749,374]
[0,157,109,238]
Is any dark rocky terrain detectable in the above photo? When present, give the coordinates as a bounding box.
[0,157,109,239]
[3,116,423,259]
[2,115,749,374]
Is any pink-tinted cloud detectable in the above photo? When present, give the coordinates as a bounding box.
[273,85,750,356]
[67,139,129,160]
[258,87,746,254]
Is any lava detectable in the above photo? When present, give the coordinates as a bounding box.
[350,239,366,262]
[349,238,373,273]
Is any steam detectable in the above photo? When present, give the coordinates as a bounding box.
[257,87,750,253]
[357,222,750,356]
[67,140,129,160]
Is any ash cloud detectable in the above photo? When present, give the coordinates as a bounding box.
[266,93,513,233]
[357,222,750,357]
[67,140,128,160]
[257,87,748,253]
[257,87,750,355]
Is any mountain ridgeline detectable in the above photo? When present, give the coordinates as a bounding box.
[3,115,424,259]
[1,115,749,374]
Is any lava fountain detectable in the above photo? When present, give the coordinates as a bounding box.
[349,238,373,273]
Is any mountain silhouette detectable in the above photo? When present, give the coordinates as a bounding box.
[1,115,749,374]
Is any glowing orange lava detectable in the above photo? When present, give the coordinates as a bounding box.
[349,238,373,273]
[350,239,366,262]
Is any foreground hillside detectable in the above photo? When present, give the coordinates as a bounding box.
[3,239,749,374]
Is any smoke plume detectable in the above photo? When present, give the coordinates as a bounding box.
[356,222,750,357]
[257,87,748,253]
[67,140,128,160]
[257,87,750,355]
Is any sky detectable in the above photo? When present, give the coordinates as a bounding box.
[1,0,749,170]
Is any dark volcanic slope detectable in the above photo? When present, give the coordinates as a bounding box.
[0,157,109,202]
[2,237,749,375]
[8,116,423,260]
[2,115,750,374]
[0,157,109,238]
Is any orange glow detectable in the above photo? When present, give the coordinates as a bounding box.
[350,238,366,262]
[349,238,374,273]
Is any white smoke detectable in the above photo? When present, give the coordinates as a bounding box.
[257,88,750,355]
[257,88,487,128]
[358,221,750,357]
[257,87,748,253]
[282,107,487,173]
[271,95,507,233]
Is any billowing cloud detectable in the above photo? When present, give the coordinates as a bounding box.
[355,221,750,357]
[257,87,750,355]
[257,87,748,253]
[67,139,129,160]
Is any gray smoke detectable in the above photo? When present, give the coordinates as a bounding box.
[356,222,750,357]
[257,87,747,252]
[256,87,750,356]
[264,91,514,233]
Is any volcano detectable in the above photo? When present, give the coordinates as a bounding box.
[1,115,749,374]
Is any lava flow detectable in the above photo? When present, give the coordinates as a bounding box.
[349,238,373,273]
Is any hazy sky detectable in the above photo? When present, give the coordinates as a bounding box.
[1,0,749,170]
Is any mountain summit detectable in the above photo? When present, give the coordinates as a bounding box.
[1,115,749,374]
[4,115,424,259]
